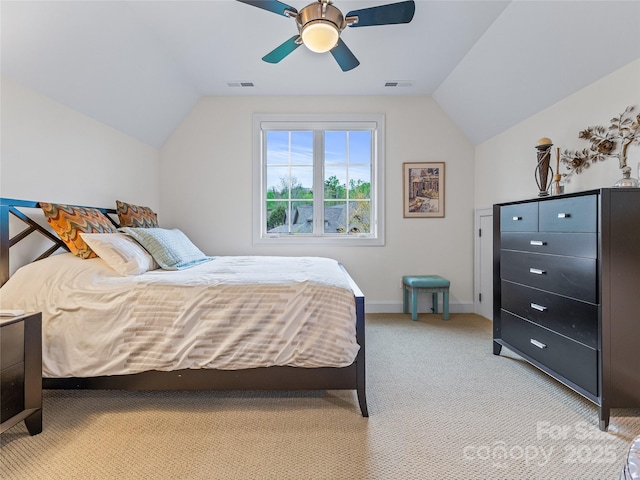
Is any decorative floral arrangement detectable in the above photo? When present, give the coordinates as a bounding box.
[560,105,640,181]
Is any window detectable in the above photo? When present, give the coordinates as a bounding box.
[252,114,385,246]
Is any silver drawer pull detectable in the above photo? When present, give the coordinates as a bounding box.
[530,339,547,349]
[531,303,547,312]
[512,216,522,221]
[529,268,546,275]
[557,213,571,219]
[530,240,546,246]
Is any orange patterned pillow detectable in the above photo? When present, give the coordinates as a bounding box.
[116,200,158,228]
[40,203,118,259]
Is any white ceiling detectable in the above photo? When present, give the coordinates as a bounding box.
[2,1,639,148]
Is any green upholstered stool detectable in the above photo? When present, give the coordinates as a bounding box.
[402,275,450,321]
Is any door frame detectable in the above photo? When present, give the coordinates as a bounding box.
[474,208,493,319]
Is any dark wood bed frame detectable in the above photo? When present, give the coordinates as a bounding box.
[0,198,368,417]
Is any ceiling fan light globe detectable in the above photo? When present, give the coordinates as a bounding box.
[301,21,339,53]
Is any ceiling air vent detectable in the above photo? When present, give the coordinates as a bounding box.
[227,81,255,87]
[384,80,413,88]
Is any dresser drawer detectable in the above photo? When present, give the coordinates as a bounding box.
[501,311,598,396]
[539,195,597,232]
[500,203,538,232]
[501,250,597,303]
[501,232,597,258]
[1,362,25,423]
[1,321,24,368]
[501,280,598,348]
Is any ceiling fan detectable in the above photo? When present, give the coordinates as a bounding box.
[237,0,416,72]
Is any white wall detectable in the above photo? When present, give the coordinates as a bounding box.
[475,59,640,209]
[160,96,476,312]
[7,55,636,313]
[0,78,160,209]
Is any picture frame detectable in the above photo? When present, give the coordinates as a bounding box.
[403,162,445,218]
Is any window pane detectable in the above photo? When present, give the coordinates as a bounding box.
[325,131,347,165]
[266,201,288,232]
[349,201,370,234]
[266,131,289,165]
[324,201,347,233]
[290,166,314,199]
[348,131,371,164]
[266,166,290,198]
[290,131,313,165]
[290,201,313,233]
[324,169,347,200]
[348,166,371,200]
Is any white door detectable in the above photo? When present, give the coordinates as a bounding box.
[474,209,493,320]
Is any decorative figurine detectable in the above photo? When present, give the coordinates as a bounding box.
[535,137,553,196]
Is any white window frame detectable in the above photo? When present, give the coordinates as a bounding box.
[252,113,385,246]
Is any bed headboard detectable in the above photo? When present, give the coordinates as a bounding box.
[0,198,119,287]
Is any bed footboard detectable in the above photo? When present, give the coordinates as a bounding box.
[43,288,368,416]
[43,271,368,416]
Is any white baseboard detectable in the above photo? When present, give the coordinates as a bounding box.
[365,300,475,314]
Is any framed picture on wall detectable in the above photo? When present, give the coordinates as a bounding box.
[403,162,445,218]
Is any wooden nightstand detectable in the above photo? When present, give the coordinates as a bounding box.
[0,312,42,435]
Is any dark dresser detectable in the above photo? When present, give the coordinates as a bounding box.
[0,312,42,435]
[493,188,640,430]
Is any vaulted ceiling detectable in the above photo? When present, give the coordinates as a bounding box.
[2,1,639,148]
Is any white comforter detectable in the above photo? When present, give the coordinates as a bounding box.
[0,254,359,377]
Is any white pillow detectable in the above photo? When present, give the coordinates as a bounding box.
[79,232,158,275]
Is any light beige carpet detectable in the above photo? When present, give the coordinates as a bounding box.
[1,313,639,479]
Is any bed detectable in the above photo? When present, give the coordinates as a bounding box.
[0,198,368,416]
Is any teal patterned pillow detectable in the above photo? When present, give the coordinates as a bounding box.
[120,227,213,270]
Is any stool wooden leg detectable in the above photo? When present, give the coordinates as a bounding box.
[411,289,418,321]
[443,289,450,320]
[403,285,409,314]
[432,292,438,314]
